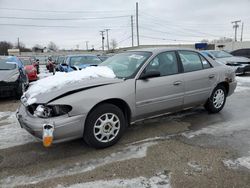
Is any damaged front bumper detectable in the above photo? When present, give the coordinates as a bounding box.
[16,104,87,144]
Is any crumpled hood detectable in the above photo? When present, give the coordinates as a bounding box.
[24,77,123,104]
[22,66,120,105]
[217,56,250,64]
[0,69,19,82]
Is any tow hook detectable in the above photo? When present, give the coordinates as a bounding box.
[43,124,54,147]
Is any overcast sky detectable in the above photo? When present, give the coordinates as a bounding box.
[0,0,250,50]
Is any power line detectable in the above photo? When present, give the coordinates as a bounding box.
[0,15,130,21]
[139,12,228,38]
[117,36,132,44]
[0,23,130,29]
[0,7,133,14]
[140,35,197,43]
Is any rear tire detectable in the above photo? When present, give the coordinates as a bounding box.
[204,85,226,113]
[83,103,126,148]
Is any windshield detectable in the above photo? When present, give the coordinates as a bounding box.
[20,58,31,65]
[70,56,102,66]
[0,58,17,70]
[100,51,152,78]
[209,51,233,58]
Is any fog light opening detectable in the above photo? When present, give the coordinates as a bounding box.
[43,124,54,147]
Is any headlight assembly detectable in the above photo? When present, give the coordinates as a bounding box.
[226,61,240,66]
[34,104,72,118]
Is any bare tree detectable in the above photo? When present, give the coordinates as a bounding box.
[47,41,58,51]
[32,44,44,52]
[14,41,31,52]
[110,39,118,50]
[0,41,13,55]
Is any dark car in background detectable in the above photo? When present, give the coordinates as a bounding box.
[231,48,250,59]
[0,56,29,98]
[19,57,38,81]
[201,50,250,75]
[59,54,102,72]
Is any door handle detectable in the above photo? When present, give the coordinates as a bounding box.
[173,81,182,86]
[209,74,215,79]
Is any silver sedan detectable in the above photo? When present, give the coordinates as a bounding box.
[17,48,237,148]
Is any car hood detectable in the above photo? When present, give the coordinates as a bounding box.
[0,69,19,82]
[23,77,123,104]
[217,56,250,63]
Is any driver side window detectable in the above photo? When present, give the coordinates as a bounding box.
[145,51,178,77]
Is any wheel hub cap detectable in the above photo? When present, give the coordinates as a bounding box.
[93,113,120,143]
[213,89,225,109]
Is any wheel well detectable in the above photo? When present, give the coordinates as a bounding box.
[217,81,229,95]
[88,99,131,125]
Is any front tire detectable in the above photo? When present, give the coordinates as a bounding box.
[205,85,226,113]
[83,103,126,148]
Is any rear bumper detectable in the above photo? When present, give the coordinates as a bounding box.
[0,81,18,97]
[16,104,87,143]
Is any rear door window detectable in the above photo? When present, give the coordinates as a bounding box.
[178,51,203,72]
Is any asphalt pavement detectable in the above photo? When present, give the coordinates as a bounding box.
[0,74,250,188]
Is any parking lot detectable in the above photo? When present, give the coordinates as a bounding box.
[0,69,250,187]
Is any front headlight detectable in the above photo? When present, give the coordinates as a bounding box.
[34,105,72,118]
[5,73,19,82]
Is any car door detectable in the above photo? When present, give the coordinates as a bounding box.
[135,51,184,119]
[177,50,217,108]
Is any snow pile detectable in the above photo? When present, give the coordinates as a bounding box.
[57,172,171,188]
[25,66,115,105]
[223,154,250,170]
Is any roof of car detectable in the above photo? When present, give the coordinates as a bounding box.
[66,54,98,57]
[129,47,199,54]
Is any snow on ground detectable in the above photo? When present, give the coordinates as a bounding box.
[223,154,250,170]
[236,76,250,83]
[0,112,36,150]
[235,76,250,92]
[0,142,157,187]
[25,66,115,105]
[57,171,170,188]
[182,118,250,139]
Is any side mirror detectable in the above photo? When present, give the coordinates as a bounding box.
[140,70,160,79]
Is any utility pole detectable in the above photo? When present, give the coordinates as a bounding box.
[231,20,241,42]
[105,29,110,51]
[85,41,89,51]
[17,37,21,55]
[240,22,244,42]
[131,15,134,47]
[136,2,139,46]
[100,30,105,52]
